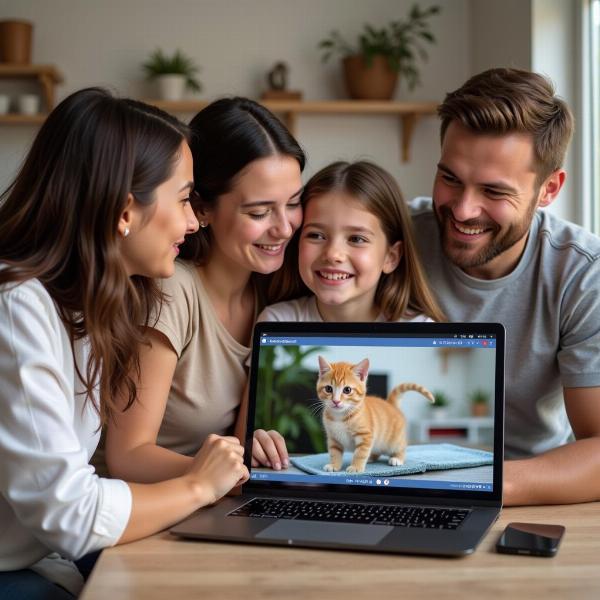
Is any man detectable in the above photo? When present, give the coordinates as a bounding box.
[412,68,600,505]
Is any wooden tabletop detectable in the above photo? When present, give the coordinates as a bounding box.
[81,502,600,599]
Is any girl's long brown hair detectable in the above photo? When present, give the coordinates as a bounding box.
[0,88,189,424]
[271,161,446,322]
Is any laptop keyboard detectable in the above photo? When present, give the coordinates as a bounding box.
[229,498,470,529]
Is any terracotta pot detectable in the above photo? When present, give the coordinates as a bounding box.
[471,403,488,417]
[0,20,33,64]
[342,54,398,100]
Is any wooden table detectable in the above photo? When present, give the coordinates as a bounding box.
[81,502,600,599]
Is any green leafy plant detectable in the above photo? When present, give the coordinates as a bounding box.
[469,389,490,406]
[255,345,327,453]
[318,3,441,90]
[142,49,202,92]
[431,390,449,408]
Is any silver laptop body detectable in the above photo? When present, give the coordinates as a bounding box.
[171,321,504,556]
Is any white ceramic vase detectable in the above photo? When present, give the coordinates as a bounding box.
[156,74,186,101]
[17,93,40,115]
[430,408,449,421]
[0,94,9,115]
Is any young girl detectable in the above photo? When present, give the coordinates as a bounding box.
[251,161,445,469]
[0,89,247,598]
[101,97,305,484]
[260,160,445,323]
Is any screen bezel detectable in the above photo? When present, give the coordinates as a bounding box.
[245,321,504,505]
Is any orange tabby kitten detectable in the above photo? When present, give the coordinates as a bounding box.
[317,356,434,473]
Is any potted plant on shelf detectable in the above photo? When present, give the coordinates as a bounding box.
[318,3,440,100]
[469,389,490,418]
[142,48,202,101]
[430,390,449,421]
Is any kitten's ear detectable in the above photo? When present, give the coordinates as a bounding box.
[318,355,331,376]
[353,358,370,382]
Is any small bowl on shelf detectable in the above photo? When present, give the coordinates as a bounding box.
[17,93,40,115]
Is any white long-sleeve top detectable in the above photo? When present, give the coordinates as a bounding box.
[0,275,132,592]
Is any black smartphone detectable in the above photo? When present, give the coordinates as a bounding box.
[496,522,565,557]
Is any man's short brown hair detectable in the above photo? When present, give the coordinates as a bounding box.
[438,68,574,183]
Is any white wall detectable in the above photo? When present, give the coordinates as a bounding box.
[469,0,532,72]
[531,0,579,223]
[469,0,581,223]
[0,0,469,199]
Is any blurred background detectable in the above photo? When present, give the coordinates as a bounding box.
[1,0,597,233]
[255,343,496,453]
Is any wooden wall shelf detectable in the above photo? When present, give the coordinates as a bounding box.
[0,113,47,125]
[0,64,63,124]
[0,90,437,162]
[146,99,438,163]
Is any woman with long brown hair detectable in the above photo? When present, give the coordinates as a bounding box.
[0,88,248,599]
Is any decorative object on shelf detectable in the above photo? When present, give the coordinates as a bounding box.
[17,93,40,115]
[0,65,63,122]
[318,3,440,100]
[0,20,33,64]
[469,389,490,417]
[142,49,201,101]
[430,390,450,421]
[261,61,302,101]
[0,94,9,115]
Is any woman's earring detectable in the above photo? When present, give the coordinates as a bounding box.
[199,221,207,228]
[124,227,130,237]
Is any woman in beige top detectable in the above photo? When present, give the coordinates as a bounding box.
[104,97,304,482]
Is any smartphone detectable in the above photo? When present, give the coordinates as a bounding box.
[496,522,565,557]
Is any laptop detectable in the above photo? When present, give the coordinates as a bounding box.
[171,321,504,556]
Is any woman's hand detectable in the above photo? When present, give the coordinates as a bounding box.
[252,429,289,470]
[186,434,249,505]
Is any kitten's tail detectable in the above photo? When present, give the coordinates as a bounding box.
[387,383,435,409]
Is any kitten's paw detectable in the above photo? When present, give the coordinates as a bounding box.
[346,465,364,473]
[323,463,339,472]
[388,457,405,466]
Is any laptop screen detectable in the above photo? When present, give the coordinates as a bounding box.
[247,322,504,500]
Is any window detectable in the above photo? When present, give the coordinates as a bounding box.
[582,0,600,234]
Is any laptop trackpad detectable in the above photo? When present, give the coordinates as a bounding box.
[256,520,393,546]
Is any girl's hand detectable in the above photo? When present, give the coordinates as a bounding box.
[252,429,289,470]
[186,434,249,505]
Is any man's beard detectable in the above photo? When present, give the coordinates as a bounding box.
[434,200,537,271]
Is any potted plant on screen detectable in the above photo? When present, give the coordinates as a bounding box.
[255,344,327,454]
[469,389,490,418]
[318,3,440,100]
[142,48,202,101]
[430,390,450,421]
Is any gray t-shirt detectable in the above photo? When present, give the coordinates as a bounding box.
[410,197,600,458]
